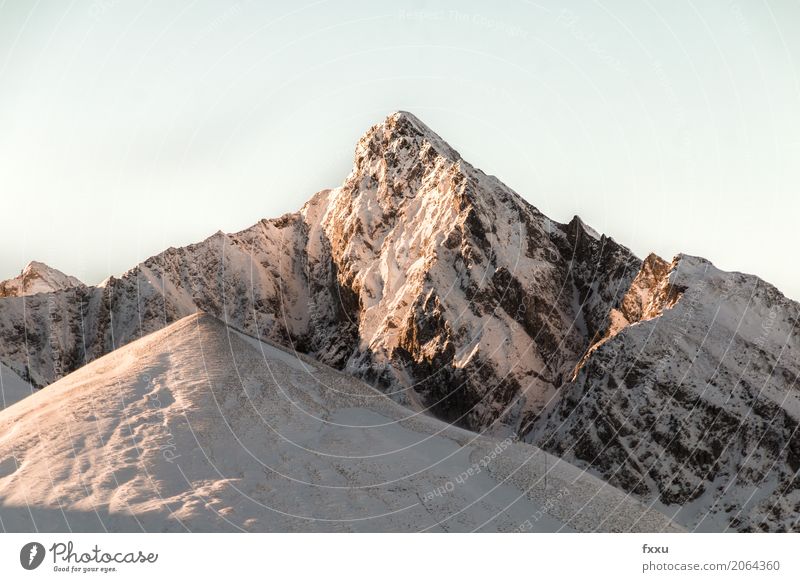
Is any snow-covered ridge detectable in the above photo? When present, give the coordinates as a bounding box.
[0,261,83,297]
[0,313,681,532]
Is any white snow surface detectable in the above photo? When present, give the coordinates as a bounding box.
[0,313,680,532]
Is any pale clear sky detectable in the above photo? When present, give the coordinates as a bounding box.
[1,0,798,299]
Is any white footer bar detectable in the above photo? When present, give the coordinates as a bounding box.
[1,533,797,581]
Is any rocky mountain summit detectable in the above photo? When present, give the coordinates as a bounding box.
[0,112,797,531]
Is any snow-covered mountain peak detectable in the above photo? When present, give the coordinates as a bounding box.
[372,110,461,160]
[23,260,48,273]
[343,111,466,208]
[0,261,83,297]
[22,261,76,283]
[568,215,602,241]
[293,113,643,430]
[0,113,640,434]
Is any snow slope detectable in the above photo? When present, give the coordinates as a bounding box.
[0,313,679,532]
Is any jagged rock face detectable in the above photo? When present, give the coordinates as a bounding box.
[616,253,679,324]
[526,254,800,532]
[0,112,638,435]
[304,112,640,430]
[569,253,679,373]
[0,261,83,298]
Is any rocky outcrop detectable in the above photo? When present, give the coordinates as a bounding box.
[526,254,800,531]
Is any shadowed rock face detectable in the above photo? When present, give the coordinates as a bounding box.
[2,112,798,531]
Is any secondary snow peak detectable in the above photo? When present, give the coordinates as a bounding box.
[0,261,83,298]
